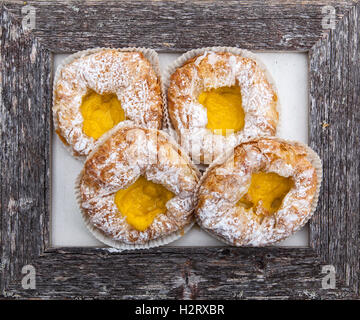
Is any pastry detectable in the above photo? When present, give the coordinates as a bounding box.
[53,49,163,158]
[167,50,279,164]
[78,123,200,245]
[195,137,321,246]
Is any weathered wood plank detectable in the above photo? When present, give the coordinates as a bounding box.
[346,1,360,293]
[0,6,51,296]
[309,37,331,267]
[1,0,359,299]
[4,0,358,52]
[3,247,357,299]
[309,2,360,294]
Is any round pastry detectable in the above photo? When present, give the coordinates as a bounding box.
[167,50,279,164]
[53,48,163,158]
[78,124,200,245]
[195,138,321,246]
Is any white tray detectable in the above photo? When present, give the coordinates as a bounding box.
[51,52,309,248]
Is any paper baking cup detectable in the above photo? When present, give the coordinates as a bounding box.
[74,123,201,250]
[194,136,323,247]
[162,47,282,143]
[52,47,167,161]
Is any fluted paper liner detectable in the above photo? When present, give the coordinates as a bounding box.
[162,47,282,175]
[52,47,168,161]
[194,136,323,247]
[162,47,282,151]
[74,122,201,250]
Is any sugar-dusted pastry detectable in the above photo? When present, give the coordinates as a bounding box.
[195,138,321,246]
[53,49,163,158]
[78,123,200,245]
[167,50,278,164]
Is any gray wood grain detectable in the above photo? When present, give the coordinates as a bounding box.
[309,2,360,294]
[0,0,359,299]
[4,247,358,299]
[0,5,51,297]
[4,0,358,52]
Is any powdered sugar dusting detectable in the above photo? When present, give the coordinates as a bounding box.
[167,50,279,163]
[53,48,163,157]
[79,126,200,245]
[196,138,320,246]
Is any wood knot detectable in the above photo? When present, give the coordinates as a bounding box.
[220,248,231,256]
[255,259,266,270]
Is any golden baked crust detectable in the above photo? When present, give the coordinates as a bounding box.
[195,138,320,246]
[79,124,200,244]
[167,51,278,163]
[53,49,163,157]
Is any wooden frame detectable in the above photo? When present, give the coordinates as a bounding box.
[0,0,359,299]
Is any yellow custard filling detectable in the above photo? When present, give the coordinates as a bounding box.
[80,90,125,139]
[237,172,293,216]
[198,86,245,136]
[114,176,175,231]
